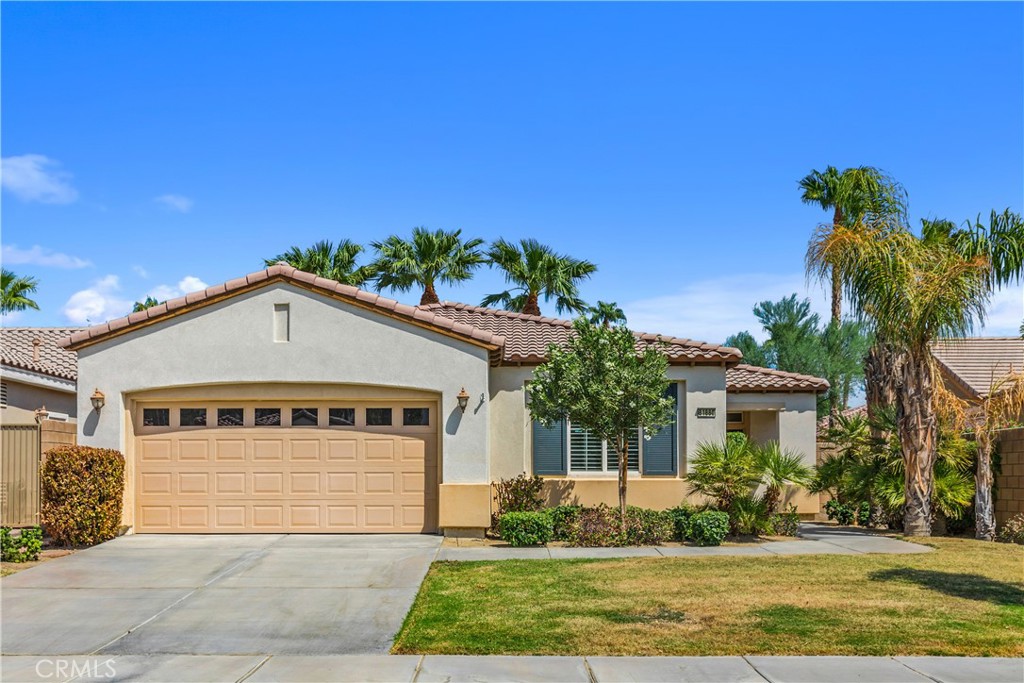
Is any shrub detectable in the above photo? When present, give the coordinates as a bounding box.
[546,505,581,541]
[666,504,697,541]
[689,510,729,546]
[769,506,800,536]
[997,513,1024,545]
[566,504,622,547]
[621,507,673,546]
[40,446,125,546]
[1,526,43,562]
[728,494,772,536]
[498,511,553,547]
[856,501,871,527]
[492,474,545,528]
[824,499,856,525]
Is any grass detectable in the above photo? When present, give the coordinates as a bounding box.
[392,537,1024,656]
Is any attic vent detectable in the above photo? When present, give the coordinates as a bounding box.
[1,381,7,408]
[273,303,290,342]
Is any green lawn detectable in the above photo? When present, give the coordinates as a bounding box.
[393,537,1024,656]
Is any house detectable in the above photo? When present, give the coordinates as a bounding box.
[932,337,1024,403]
[60,264,827,537]
[1,327,80,424]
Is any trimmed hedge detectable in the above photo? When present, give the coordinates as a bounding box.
[622,507,674,546]
[666,505,697,542]
[689,510,730,546]
[498,511,553,546]
[1,526,42,562]
[546,505,581,541]
[40,446,125,546]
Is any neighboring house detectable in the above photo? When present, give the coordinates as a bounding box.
[1,327,80,424]
[932,337,1024,406]
[61,265,828,536]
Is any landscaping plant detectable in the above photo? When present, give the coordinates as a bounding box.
[545,505,581,541]
[769,507,800,536]
[565,504,621,547]
[997,513,1024,545]
[40,445,125,546]
[689,510,730,546]
[666,504,697,542]
[1,526,42,562]
[497,512,553,547]
[621,507,674,546]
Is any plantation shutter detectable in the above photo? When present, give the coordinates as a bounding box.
[532,418,567,475]
[642,382,678,475]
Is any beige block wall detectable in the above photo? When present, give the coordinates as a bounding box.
[995,427,1024,526]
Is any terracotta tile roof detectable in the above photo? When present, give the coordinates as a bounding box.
[932,337,1024,399]
[59,265,506,352]
[421,301,743,365]
[726,364,830,393]
[1,327,81,381]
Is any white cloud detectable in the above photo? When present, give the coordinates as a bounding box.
[1,154,79,204]
[154,194,194,213]
[62,275,132,325]
[132,265,149,279]
[2,244,92,269]
[147,275,209,301]
[623,273,1024,344]
[623,273,829,345]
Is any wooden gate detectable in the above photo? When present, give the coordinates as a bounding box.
[1,424,41,527]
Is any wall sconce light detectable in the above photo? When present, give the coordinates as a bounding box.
[456,387,470,413]
[34,405,49,424]
[90,388,106,413]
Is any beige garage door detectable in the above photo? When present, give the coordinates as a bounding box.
[133,400,438,533]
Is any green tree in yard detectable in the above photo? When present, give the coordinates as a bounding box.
[528,319,675,520]
[482,238,597,316]
[687,433,762,511]
[132,297,160,312]
[372,227,485,305]
[588,301,626,327]
[723,330,770,368]
[266,239,375,287]
[756,442,814,513]
[1,269,40,314]
[799,165,907,324]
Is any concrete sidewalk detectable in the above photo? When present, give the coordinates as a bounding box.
[2,654,1019,682]
[437,523,933,561]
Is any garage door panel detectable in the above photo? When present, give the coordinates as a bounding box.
[135,400,438,533]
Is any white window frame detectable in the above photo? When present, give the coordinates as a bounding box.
[567,421,642,476]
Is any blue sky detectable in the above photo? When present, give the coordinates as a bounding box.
[3,2,1022,343]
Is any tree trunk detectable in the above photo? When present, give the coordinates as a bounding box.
[830,206,844,325]
[898,353,938,536]
[522,290,541,316]
[975,433,997,541]
[866,343,900,440]
[419,282,440,306]
[617,436,628,526]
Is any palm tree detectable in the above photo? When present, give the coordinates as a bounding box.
[371,227,485,306]
[265,239,374,287]
[688,433,762,511]
[755,442,814,513]
[810,219,990,535]
[132,296,160,312]
[1,269,40,314]
[482,238,597,316]
[800,166,906,324]
[588,301,626,327]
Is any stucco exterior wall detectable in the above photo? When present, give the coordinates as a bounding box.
[75,283,492,487]
[2,377,77,424]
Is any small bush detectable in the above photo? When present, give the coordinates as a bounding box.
[728,494,771,536]
[546,505,581,541]
[40,446,125,546]
[997,513,1024,545]
[769,506,800,536]
[498,511,553,547]
[666,504,697,541]
[622,507,674,546]
[689,510,730,546]
[566,504,622,547]
[1,526,43,562]
[824,499,856,526]
[856,501,871,527]
[492,474,545,528]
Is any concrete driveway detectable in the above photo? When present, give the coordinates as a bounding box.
[1,534,441,657]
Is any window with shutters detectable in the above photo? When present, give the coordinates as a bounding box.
[568,423,641,473]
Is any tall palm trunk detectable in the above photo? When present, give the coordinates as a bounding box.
[419,282,440,306]
[898,352,938,536]
[522,290,541,316]
[866,342,900,440]
[830,206,844,325]
[974,432,997,541]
